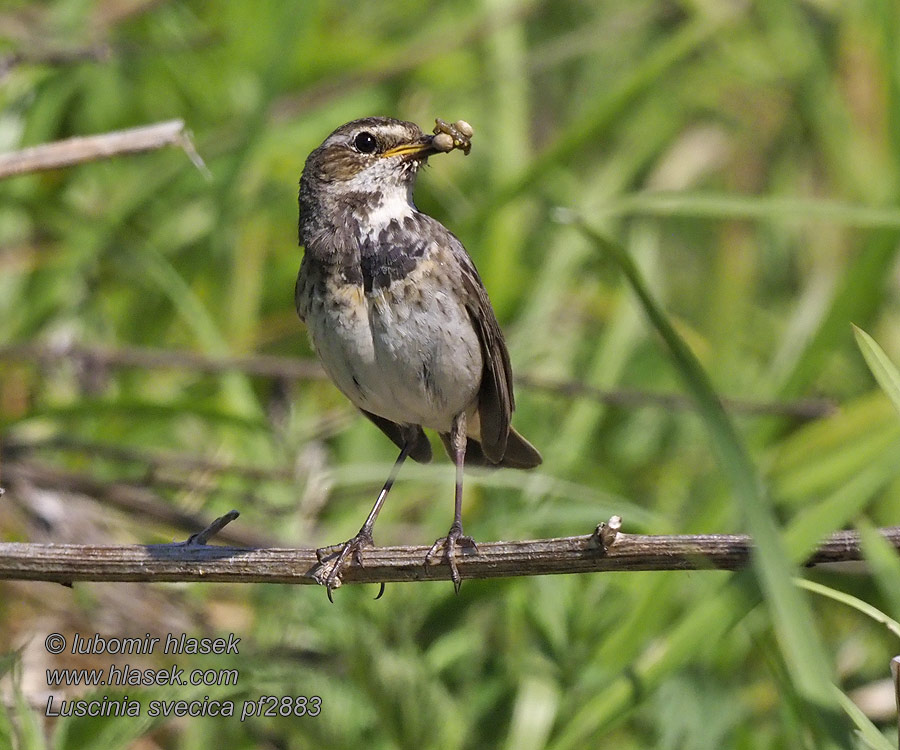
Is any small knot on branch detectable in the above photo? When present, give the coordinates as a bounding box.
[592,515,622,552]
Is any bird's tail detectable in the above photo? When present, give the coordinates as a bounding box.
[441,427,542,469]
[497,427,542,469]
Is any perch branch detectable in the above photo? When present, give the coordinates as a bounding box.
[0,522,896,588]
[0,120,208,179]
[0,342,837,419]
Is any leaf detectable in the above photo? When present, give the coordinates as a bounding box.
[833,689,894,750]
[601,192,900,229]
[782,460,896,563]
[566,216,850,744]
[853,325,900,418]
[858,519,900,621]
[796,579,900,640]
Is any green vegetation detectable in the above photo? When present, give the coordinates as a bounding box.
[2,0,900,747]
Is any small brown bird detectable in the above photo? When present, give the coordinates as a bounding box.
[295,116,541,598]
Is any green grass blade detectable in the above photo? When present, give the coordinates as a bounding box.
[833,688,894,750]
[796,579,900,640]
[779,233,900,399]
[782,460,897,563]
[854,325,900,418]
[599,192,900,228]
[550,574,760,750]
[467,13,729,232]
[565,214,848,739]
[858,519,900,621]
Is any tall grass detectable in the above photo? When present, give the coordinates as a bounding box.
[2,1,900,747]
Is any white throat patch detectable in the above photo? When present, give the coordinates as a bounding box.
[362,187,416,229]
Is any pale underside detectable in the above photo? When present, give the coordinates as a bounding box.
[304,253,484,435]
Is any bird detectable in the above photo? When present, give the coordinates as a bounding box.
[295,116,541,599]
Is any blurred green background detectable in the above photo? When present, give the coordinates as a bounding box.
[2,0,900,747]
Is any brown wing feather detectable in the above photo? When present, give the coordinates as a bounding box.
[439,428,540,469]
[454,244,514,464]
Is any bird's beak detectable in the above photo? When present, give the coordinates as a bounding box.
[381,136,438,159]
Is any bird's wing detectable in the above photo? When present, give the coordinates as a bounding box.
[452,237,514,464]
[359,409,432,463]
[294,255,309,324]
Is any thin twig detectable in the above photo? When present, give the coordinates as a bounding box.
[181,510,240,546]
[3,460,275,549]
[1,434,337,485]
[270,1,539,121]
[0,43,113,80]
[517,375,837,420]
[0,36,218,83]
[0,525,895,587]
[0,120,209,180]
[0,342,838,419]
[0,341,325,380]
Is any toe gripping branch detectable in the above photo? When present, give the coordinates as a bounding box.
[312,532,379,603]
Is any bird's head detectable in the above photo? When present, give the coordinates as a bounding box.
[300,117,445,195]
[298,116,472,246]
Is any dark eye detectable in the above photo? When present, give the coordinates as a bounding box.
[354,132,377,154]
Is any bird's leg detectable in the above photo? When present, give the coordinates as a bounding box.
[426,411,477,592]
[315,441,411,601]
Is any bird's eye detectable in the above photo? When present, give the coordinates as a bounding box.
[354,132,378,154]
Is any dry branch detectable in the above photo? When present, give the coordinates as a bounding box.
[0,341,324,380]
[0,342,837,419]
[516,375,836,420]
[2,434,347,485]
[0,43,113,80]
[3,460,275,549]
[0,120,207,179]
[0,521,895,588]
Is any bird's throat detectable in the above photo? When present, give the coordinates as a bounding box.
[358,185,416,230]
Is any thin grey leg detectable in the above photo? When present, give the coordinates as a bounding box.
[426,412,477,592]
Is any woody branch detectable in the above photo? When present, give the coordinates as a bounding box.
[0,516,895,588]
[0,120,207,179]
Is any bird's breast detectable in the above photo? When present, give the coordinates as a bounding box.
[298,248,483,431]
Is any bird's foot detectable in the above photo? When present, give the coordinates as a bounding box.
[313,529,374,602]
[425,522,477,593]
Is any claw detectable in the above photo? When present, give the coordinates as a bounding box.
[313,529,374,600]
[425,523,477,592]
